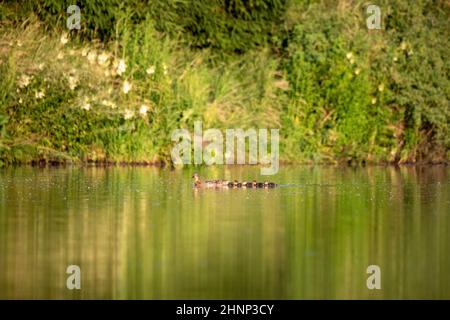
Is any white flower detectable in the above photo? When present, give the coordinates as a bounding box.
[19,98,23,104]
[371,97,377,104]
[146,65,155,75]
[60,33,69,45]
[378,84,385,92]
[35,90,45,99]
[97,52,109,67]
[122,80,132,94]
[139,105,148,115]
[393,56,398,62]
[346,52,353,60]
[162,63,168,75]
[37,63,45,71]
[81,48,89,57]
[68,76,78,90]
[87,51,97,64]
[400,41,407,50]
[123,109,134,120]
[57,52,64,60]
[18,74,31,88]
[116,59,126,75]
[82,103,91,111]
[354,68,361,75]
[350,58,355,64]
[102,100,117,108]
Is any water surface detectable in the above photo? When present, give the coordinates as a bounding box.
[0,166,449,299]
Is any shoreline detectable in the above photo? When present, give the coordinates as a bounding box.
[0,159,448,169]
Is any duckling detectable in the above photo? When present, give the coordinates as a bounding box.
[256,182,265,188]
[244,181,253,188]
[252,180,257,188]
[233,180,242,188]
[263,181,277,188]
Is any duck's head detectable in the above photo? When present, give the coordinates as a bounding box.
[252,180,257,186]
[192,173,200,183]
[264,181,269,187]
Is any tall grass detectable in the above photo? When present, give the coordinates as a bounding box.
[0,0,449,166]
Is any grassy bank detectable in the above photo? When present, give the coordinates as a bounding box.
[0,0,449,167]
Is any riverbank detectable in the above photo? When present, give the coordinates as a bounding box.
[0,1,449,167]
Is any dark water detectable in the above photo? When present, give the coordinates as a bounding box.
[0,166,449,299]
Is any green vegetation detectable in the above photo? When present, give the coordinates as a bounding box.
[0,0,448,166]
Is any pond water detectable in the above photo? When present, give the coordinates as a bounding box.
[0,166,449,299]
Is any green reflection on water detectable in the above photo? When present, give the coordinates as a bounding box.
[0,166,449,299]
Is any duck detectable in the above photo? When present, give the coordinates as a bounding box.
[192,173,220,188]
[233,180,242,188]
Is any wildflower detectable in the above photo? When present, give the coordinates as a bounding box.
[346,52,353,60]
[116,59,126,75]
[102,100,117,109]
[393,56,398,62]
[17,40,23,47]
[87,51,97,64]
[123,109,134,120]
[122,80,132,94]
[35,90,45,99]
[69,49,76,56]
[60,32,69,45]
[354,68,361,75]
[18,75,31,88]
[378,84,385,92]
[19,98,23,104]
[139,105,148,115]
[81,48,89,57]
[146,65,155,75]
[37,63,45,71]
[57,52,64,60]
[400,41,407,50]
[407,50,413,56]
[162,63,168,75]
[97,52,109,67]
[350,58,355,64]
[371,97,377,104]
[82,103,91,111]
[68,76,78,90]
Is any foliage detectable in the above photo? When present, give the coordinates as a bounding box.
[0,0,448,166]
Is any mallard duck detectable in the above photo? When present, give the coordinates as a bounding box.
[192,173,220,188]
